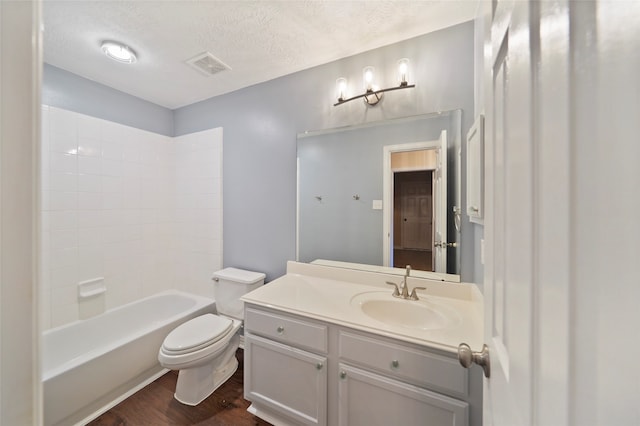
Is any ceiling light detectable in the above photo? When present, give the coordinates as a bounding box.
[101,41,137,64]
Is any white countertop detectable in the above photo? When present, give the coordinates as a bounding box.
[241,262,484,354]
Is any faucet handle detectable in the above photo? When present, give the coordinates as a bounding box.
[386,281,401,297]
[405,265,411,277]
[409,286,427,301]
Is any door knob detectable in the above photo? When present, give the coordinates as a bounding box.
[457,343,490,378]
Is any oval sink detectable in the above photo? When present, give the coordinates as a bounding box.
[351,292,461,330]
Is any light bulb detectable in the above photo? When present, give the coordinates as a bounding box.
[336,78,347,101]
[397,58,410,86]
[363,66,375,92]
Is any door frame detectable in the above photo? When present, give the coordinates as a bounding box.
[382,138,442,268]
[0,0,43,424]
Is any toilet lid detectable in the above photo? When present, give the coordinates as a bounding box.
[162,314,233,354]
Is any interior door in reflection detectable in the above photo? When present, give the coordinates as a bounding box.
[393,170,434,271]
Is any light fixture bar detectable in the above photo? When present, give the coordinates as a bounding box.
[333,84,415,107]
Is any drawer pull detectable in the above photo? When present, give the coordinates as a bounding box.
[391,360,400,369]
[340,371,347,379]
[316,362,323,370]
[276,326,285,334]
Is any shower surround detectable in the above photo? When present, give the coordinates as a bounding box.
[40,105,223,329]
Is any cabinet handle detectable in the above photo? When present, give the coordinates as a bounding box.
[316,362,323,370]
[469,206,479,213]
[391,360,399,369]
[276,326,284,334]
[339,371,347,379]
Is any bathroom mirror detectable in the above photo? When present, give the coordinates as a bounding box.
[297,110,462,281]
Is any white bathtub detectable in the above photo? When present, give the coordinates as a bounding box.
[42,290,215,426]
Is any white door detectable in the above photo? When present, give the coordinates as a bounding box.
[480,1,640,425]
[483,1,576,424]
[398,174,433,251]
[433,130,448,272]
[483,0,535,423]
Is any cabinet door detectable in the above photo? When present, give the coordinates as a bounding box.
[338,364,468,426]
[466,115,484,224]
[245,334,327,426]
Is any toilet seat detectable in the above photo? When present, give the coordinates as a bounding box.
[158,316,242,369]
[162,314,233,355]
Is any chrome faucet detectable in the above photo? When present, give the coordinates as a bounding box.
[385,265,426,301]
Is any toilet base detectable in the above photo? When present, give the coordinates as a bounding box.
[173,338,240,406]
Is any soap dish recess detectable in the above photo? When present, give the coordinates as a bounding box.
[78,278,106,299]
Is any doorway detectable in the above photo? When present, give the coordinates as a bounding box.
[383,133,447,273]
[393,170,434,271]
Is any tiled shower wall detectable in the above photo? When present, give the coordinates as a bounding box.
[41,106,222,329]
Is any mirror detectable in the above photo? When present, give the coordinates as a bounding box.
[297,110,462,281]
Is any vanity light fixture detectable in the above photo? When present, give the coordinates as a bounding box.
[333,58,415,107]
[101,41,137,64]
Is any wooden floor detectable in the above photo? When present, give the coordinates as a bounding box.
[88,349,271,426]
[393,248,433,271]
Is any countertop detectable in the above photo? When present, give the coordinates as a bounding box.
[241,262,484,355]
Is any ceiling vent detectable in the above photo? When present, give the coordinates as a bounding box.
[185,52,231,77]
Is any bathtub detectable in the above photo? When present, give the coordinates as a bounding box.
[42,290,215,426]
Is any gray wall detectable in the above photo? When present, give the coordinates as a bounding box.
[174,21,475,281]
[43,64,174,136]
[42,21,477,283]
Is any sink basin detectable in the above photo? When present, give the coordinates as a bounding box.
[350,292,461,330]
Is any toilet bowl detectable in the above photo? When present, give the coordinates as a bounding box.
[158,314,241,405]
[158,268,265,406]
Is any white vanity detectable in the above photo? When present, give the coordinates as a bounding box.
[241,261,483,426]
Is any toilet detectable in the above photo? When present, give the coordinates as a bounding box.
[158,267,265,406]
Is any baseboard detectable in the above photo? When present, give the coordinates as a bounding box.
[247,403,296,426]
[72,368,169,426]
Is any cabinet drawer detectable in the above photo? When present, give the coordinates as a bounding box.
[339,331,468,398]
[245,307,328,353]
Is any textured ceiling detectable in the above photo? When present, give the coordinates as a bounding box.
[43,1,478,109]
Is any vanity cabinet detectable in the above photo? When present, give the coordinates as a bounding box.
[244,305,479,426]
[244,307,328,426]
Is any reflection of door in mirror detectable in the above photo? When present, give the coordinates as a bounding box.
[393,170,434,271]
[384,131,447,273]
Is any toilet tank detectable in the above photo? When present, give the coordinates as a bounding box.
[212,267,265,319]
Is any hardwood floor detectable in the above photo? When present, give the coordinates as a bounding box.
[88,349,271,426]
[393,248,433,271]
